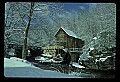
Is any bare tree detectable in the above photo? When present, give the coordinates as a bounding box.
[22,2,35,59]
[5,2,64,59]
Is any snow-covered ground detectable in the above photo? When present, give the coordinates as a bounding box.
[4,57,34,68]
[4,57,80,78]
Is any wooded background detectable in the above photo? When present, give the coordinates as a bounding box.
[4,3,116,58]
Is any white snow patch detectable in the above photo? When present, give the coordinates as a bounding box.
[99,56,111,62]
[72,62,85,68]
[93,37,97,40]
[35,56,48,61]
[95,56,111,63]
[4,57,35,68]
[90,47,94,51]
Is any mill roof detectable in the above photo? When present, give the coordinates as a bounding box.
[55,27,81,39]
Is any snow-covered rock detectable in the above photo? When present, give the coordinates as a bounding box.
[72,62,85,69]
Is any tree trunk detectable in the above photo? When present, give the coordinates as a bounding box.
[22,2,34,59]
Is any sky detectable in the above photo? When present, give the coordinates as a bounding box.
[63,3,91,12]
[29,3,95,25]
[45,2,95,13]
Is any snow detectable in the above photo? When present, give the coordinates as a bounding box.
[35,56,62,63]
[4,57,80,78]
[38,58,63,64]
[99,56,111,62]
[88,56,93,58]
[72,62,85,68]
[60,27,81,39]
[95,56,111,63]
[79,52,90,61]
[93,37,97,40]
[39,59,54,63]
[99,58,108,62]
[4,57,34,68]
[41,54,53,58]
[89,47,94,51]
[35,56,48,61]
[79,47,95,61]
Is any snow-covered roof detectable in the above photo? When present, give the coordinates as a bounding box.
[55,27,81,39]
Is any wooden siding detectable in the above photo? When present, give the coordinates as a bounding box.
[55,28,84,62]
[55,28,84,49]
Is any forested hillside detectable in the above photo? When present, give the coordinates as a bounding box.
[5,3,116,47]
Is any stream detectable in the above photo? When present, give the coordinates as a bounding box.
[31,61,115,78]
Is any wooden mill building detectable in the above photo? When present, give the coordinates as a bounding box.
[55,27,84,62]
